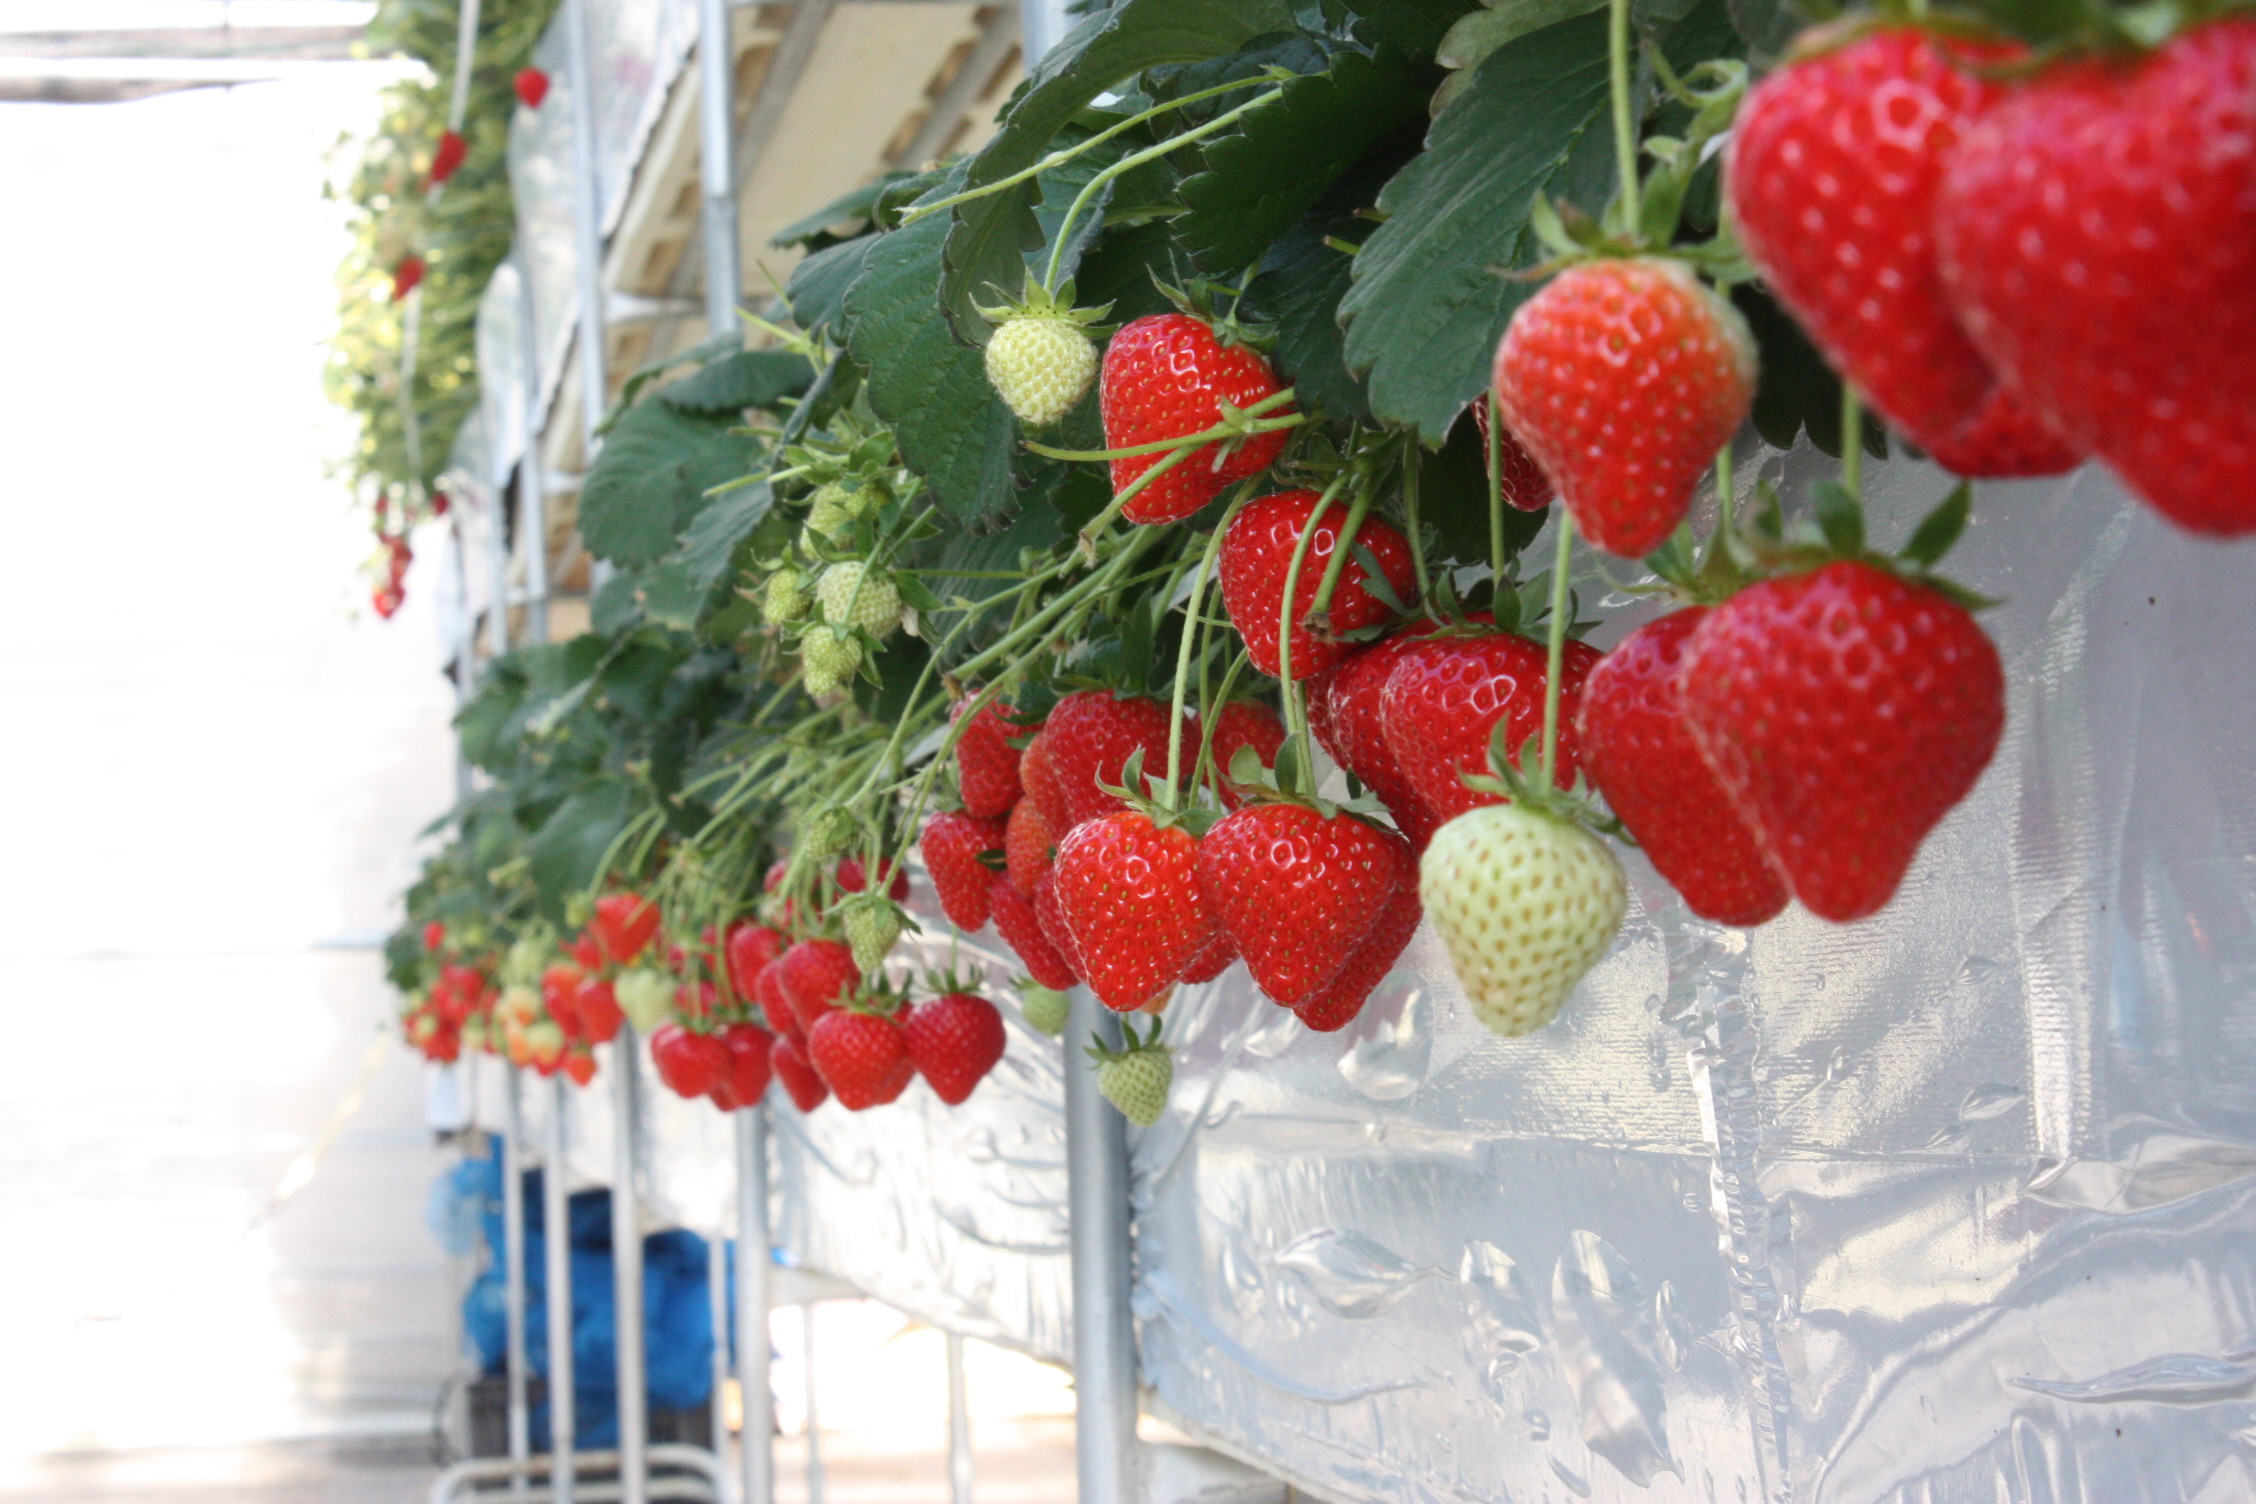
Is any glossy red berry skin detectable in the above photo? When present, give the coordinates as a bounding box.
[1379,631,1601,824]
[1019,730,1071,837]
[574,978,623,1044]
[808,1010,915,1111]
[723,921,786,1003]
[952,699,1025,818]
[1042,690,1182,827]
[1578,609,1789,926]
[429,129,468,186]
[514,67,550,109]
[1100,314,1293,524]
[1728,28,2077,478]
[1470,397,1556,511]
[904,992,1008,1105]
[1295,862,1420,1033]
[1204,700,1285,810]
[1180,928,1238,984]
[1033,871,1086,980]
[1493,258,1755,558]
[752,961,798,1040]
[590,891,661,966]
[720,1023,774,1106]
[651,1024,729,1099]
[774,939,861,1034]
[771,1031,829,1111]
[1003,795,1056,899]
[1197,804,1400,1008]
[989,873,1081,990]
[1052,812,1217,1012]
[834,857,911,902]
[921,812,1006,932]
[1679,562,2004,922]
[1310,623,1446,852]
[1217,491,1416,681]
[1936,17,2256,534]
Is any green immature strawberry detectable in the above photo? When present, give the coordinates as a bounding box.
[1493,258,1755,559]
[1727,27,2077,479]
[1051,811,1217,1012]
[1018,983,1069,1037]
[1421,803,1626,1037]
[921,811,1007,931]
[1577,608,1788,927]
[1217,491,1417,682]
[1197,803,1401,1007]
[802,627,861,697]
[951,698,1024,819]
[841,897,904,972]
[1678,560,2004,922]
[807,1006,915,1111]
[983,284,1105,427]
[805,481,870,544]
[1099,313,1294,524]
[1935,16,2256,535]
[615,967,675,1032]
[903,991,1007,1105]
[816,562,902,640]
[1087,1017,1172,1127]
[763,567,809,624]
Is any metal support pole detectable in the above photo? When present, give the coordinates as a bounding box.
[1065,988,1137,1504]
[516,267,552,651]
[545,1075,577,1504]
[561,0,610,462]
[695,0,741,336]
[707,1229,733,1504]
[734,1110,771,1504]
[505,1069,531,1489]
[802,1304,824,1504]
[612,1025,649,1504]
[945,1333,973,1504]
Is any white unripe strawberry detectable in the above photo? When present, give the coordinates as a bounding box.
[802,627,861,697]
[763,567,809,624]
[816,562,902,641]
[1420,803,1626,1037]
[986,316,1099,427]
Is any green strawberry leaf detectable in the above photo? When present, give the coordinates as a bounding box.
[580,400,761,567]
[1901,481,1973,570]
[527,776,636,922]
[785,235,878,340]
[1813,479,1865,556]
[938,0,1300,345]
[1176,48,1430,276]
[768,172,919,250]
[843,186,1019,527]
[656,349,817,415]
[1733,283,1890,461]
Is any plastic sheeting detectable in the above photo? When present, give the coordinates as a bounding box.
[458,447,2256,1502]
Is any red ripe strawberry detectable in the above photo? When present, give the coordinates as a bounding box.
[1217,491,1416,681]
[574,977,623,1043]
[513,66,550,109]
[562,1045,597,1086]
[1493,258,1755,558]
[651,1024,729,1099]
[922,811,1007,931]
[835,857,911,902]
[568,930,603,972]
[1204,700,1284,809]
[1033,870,1087,980]
[1181,928,1238,984]
[1051,813,1217,1011]
[429,129,468,186]
[808,1009,916,1110]
[1100,313,1294,523]
[952,699,1024,818]
[751,960,798,1039]
[390,255,425,302]
[710,1077,741,1111]
[1578,609,1789,926]
[988,874,1080,990]
[1310,623,1447,851]
[720,1022,773,1105]
[1679,561,2004,921]
[1197,804,1400,1007]
[1042,690,1180,826]
[903,992,1007,1105]
[426,1025,463,1064]
[1018,729,1071,836]
[774,939,861,1033]
[435,963,490,1025]
[541,964,585,1038]
[674,980,720,1025]
[1295,856,1420,1032]
[1380,630,1601,824]
[1935,18,2256,534]
[1727,29,2077,478]
[1470,397,1556,512]
[371,584,405,619]
[1004,794,1056,899]
[422,920,446,952]
[590,892,661,966]
[771,1031,829,1111]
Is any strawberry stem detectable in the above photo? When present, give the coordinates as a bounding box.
[1306,476,1376,631]
[1276,473,1350,798]
[899,76,1281,226]
[1167,493,1250,800]
[1022,390,1302,461]
[1609,0,1641,215]
[1040,86,1286,296]
[1540,511,1575,787]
